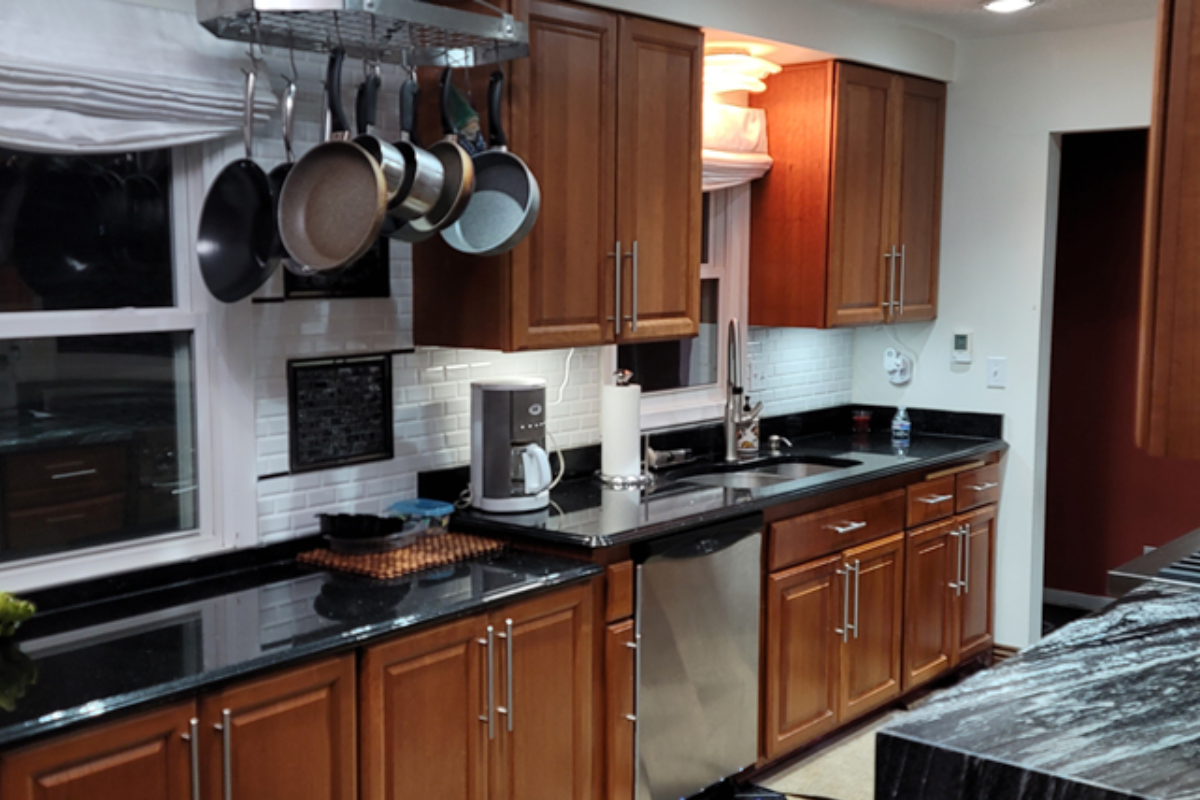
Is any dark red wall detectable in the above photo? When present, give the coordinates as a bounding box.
[1045,129,1200,596]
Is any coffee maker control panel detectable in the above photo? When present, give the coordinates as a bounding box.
[510,390,546,443]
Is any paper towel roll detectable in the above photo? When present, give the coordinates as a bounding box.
[601,383,641,479]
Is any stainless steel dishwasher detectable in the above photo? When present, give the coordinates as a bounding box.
[634,515,763,800]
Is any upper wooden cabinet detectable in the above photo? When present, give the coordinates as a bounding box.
[1139,0,1200,457]
[749,62,945,329]
[413,0,702,351]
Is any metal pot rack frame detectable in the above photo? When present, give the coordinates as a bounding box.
[196,0,528,68]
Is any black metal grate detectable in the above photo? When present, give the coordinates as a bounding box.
[1158,550,1200,584]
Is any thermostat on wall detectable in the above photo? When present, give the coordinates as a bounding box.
[953,332,973,364]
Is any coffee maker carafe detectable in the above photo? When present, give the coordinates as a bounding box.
[470,378,553,513]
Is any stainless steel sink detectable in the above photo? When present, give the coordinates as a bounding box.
[672,457,858,490]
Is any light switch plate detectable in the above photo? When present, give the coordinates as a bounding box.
[748,357,767,392]
[987,357,1007,389]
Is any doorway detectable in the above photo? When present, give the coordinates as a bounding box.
[1044,128,1200,611]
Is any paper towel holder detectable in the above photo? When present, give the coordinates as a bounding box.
[599,369,654,489]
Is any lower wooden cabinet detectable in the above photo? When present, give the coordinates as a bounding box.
[903,505,997,692]
[360,581,597,800]
[0,701,195,800]
[763,533,904,760]
[199,655,357,800]
[603,620,636,800]
[839,533,905,724]
[0,655,357,800]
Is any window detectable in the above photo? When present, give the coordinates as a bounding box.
[0,145,226,591]
[611,186,750,429]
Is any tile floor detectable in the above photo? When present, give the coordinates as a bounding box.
[760,712,903,800]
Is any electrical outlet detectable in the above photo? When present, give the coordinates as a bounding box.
[987,357,1007,389]
[747,357,767,392]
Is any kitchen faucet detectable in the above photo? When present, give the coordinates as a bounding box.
[725,318,763,463]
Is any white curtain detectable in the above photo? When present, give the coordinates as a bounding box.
[0,0,275,153]
[702,102,773,192]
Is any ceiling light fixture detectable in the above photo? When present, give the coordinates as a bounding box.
[704,49,781,95]
[983,0,1038,13]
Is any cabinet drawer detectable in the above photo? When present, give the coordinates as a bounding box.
[769,489,906,571]
[956,464,1001,513]
[906,476,957,527]
[6,492,126,552]
[5,445,128,510]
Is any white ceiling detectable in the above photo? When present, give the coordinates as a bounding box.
[820,0,1159,40]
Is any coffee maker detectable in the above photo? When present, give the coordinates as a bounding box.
[470,378,553,513]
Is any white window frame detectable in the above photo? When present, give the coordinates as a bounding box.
[0,139,257,593]
[603,184,751,430]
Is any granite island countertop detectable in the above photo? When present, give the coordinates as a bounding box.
[877,584,1200,800]
[0,547,600,750]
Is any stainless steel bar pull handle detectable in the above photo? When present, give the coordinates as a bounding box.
[963,523,972,594]
[213,709,232,800]
[824,520,867,535]
[917,494,953,505]
[502,618,514,733]
[851,560,861,640]
[835,567,850,642]
[607,240,622,329]
[479,627,495,740]
[181,718,200,800]
[950,529,964,596]
[967,482,999,492]
[883,249,896,319]
[629,241,639,332]
[898,244,906,316]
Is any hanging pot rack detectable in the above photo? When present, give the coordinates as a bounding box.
[196,0,529,67]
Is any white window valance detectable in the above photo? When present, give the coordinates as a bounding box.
[703,102,773,193]
[0,0,274,153]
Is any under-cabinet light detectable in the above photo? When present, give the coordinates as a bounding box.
[983,0,1038,13]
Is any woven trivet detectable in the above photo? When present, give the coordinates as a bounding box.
[297,533,507,580]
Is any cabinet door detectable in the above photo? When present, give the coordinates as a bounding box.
[359,616,487,800]
[903,520,956,692]
[839,533,904,723]
[491,581,596,800]
[763,555,842,761]
[615,15,703,342]
[604,620,636,800]
[199,654,356,800]
[511,0,620,350]
[892,76,944,323]
[956,505,996,662]
[828,64,897,327]
[0,702,195,800]
[1138,0,1200,457]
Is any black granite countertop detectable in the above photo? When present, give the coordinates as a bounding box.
[451,431,1007,549]
[0,548,600,750]
[877,584,1200,800]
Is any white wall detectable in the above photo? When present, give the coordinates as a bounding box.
[851,19,1157,647]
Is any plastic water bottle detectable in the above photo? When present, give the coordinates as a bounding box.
[891,406,911,446]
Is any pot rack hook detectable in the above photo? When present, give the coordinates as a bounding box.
[282,27,299,85]
[246,11,267,73]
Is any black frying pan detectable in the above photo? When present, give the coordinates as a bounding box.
[196,69,279,303]
[441,71,541,257]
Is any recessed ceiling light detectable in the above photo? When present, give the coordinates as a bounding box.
[983,0,1038,13]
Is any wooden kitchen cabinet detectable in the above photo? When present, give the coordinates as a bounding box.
[604,620,636,800]
[0,701,196,800]
[199,654,357,800]
[839,532,904,723]
[903,505,997,691]
[412,0,702,351]
[749,62,945,329]
[359,581,597,800]
[762,528,904,759]
[763,554,842,761]
[1138,0,1200,458]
